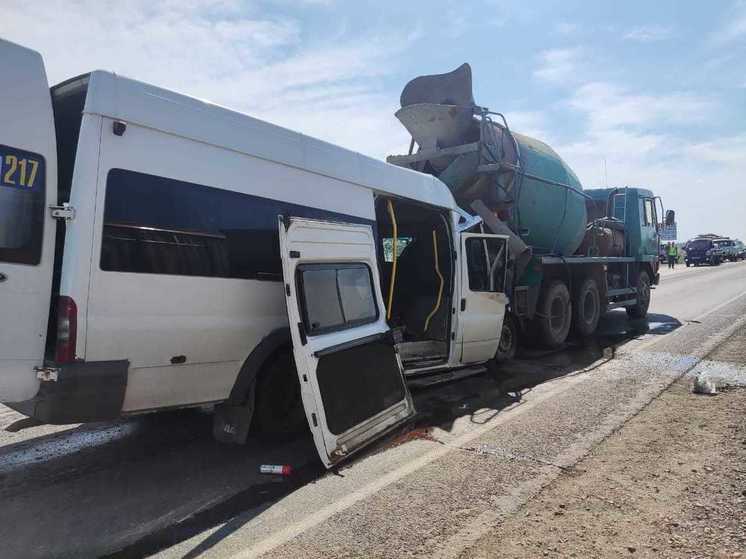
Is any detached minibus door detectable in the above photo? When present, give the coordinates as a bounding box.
[279,217,415,468]
[0,39,57,402]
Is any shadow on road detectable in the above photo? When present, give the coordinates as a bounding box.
[384,309,682,438]
[0,310,682,558]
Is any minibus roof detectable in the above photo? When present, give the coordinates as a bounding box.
[80,71,459,212]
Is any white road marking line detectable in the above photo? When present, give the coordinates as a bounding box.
[629,288,746,353]
[234,290,746,559]
[691,288,746,322]
[231,371,593,559]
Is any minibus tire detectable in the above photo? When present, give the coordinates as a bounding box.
[252,351,307,439]
[494,313,518,362]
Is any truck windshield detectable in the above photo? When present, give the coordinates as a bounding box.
[0,147,46,265]
[687,240,710,251]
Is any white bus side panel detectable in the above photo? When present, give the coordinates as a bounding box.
[0,40,57,402]
[85,117,375,412]
[58,113,104,360]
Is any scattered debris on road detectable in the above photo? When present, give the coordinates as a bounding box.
[693,372,718,395]
[259,464,293,476]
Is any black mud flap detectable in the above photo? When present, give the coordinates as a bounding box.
[31,360,129,424]
[212,390,255,445]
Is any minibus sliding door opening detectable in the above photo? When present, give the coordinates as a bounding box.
[374,197,452,368]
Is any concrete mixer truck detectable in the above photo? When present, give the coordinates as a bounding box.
[388,64,675,357]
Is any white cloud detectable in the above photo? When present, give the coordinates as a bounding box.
[567,82,712,132]
[554,82,744,240]
[623,25,674,43]
[682,134,746,164]
[0,0,414,159]
[710,0,746,45]
[503,111,551,141]
[533,47,583,84]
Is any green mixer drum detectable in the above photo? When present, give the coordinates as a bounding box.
[510,132,587,256]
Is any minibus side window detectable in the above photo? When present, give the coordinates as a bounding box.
[100,169,371,281]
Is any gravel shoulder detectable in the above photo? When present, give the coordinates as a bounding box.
[460,379,746,559]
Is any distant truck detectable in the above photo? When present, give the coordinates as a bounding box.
[712,238,742,262]
[737,241,746,260]
[684,238,723,267]
[388,64,674,355]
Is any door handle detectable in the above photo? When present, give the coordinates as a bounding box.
[0,272,7,283]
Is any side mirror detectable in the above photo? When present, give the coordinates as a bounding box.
[665,209,675,226]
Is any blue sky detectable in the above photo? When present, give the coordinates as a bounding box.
[3,0,745,241]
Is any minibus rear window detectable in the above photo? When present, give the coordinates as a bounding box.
[0,145,45,265]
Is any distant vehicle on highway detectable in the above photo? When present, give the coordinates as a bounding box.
[684,238,723,266]
[712,238,739,262]
[658,244,668,264]
[737,240,746,260]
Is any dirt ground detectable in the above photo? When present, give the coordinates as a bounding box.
[460,379,746,559]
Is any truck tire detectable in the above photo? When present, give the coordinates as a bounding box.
[252,351,307,439]
[536,281,572,348]
[573,277,601,337]
[626,270,651,319]
[494,312,518,362]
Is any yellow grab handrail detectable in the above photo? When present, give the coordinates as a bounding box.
[424,229,444,333]
[386,200,397,320]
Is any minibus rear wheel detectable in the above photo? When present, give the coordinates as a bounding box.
[252,350,307,439]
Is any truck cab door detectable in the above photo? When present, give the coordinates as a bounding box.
[457,233,508,364]
[279,217,415,468]
[640,196,658,258]
[0,40,57,402]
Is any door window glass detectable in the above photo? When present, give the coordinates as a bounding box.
[465,237,507,292]
[643,199,655,226]
[298,263,378,335]
[300,268,344,332]
[0,145,45,265]
[381,236,413,262]
[338,267,377,322]
[612,194,625,220]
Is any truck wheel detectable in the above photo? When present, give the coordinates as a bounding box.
[686,262,690,267]
[495,313,518,362]
[536,281,572,348]
[252,351,307,439]
[626,270,651,319]
[573,277,601,337]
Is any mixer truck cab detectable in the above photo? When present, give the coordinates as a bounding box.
[0,39,510,468]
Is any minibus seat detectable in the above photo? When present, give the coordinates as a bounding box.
[393,225,450,341]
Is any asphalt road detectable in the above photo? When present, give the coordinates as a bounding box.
[1,261,745,558]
